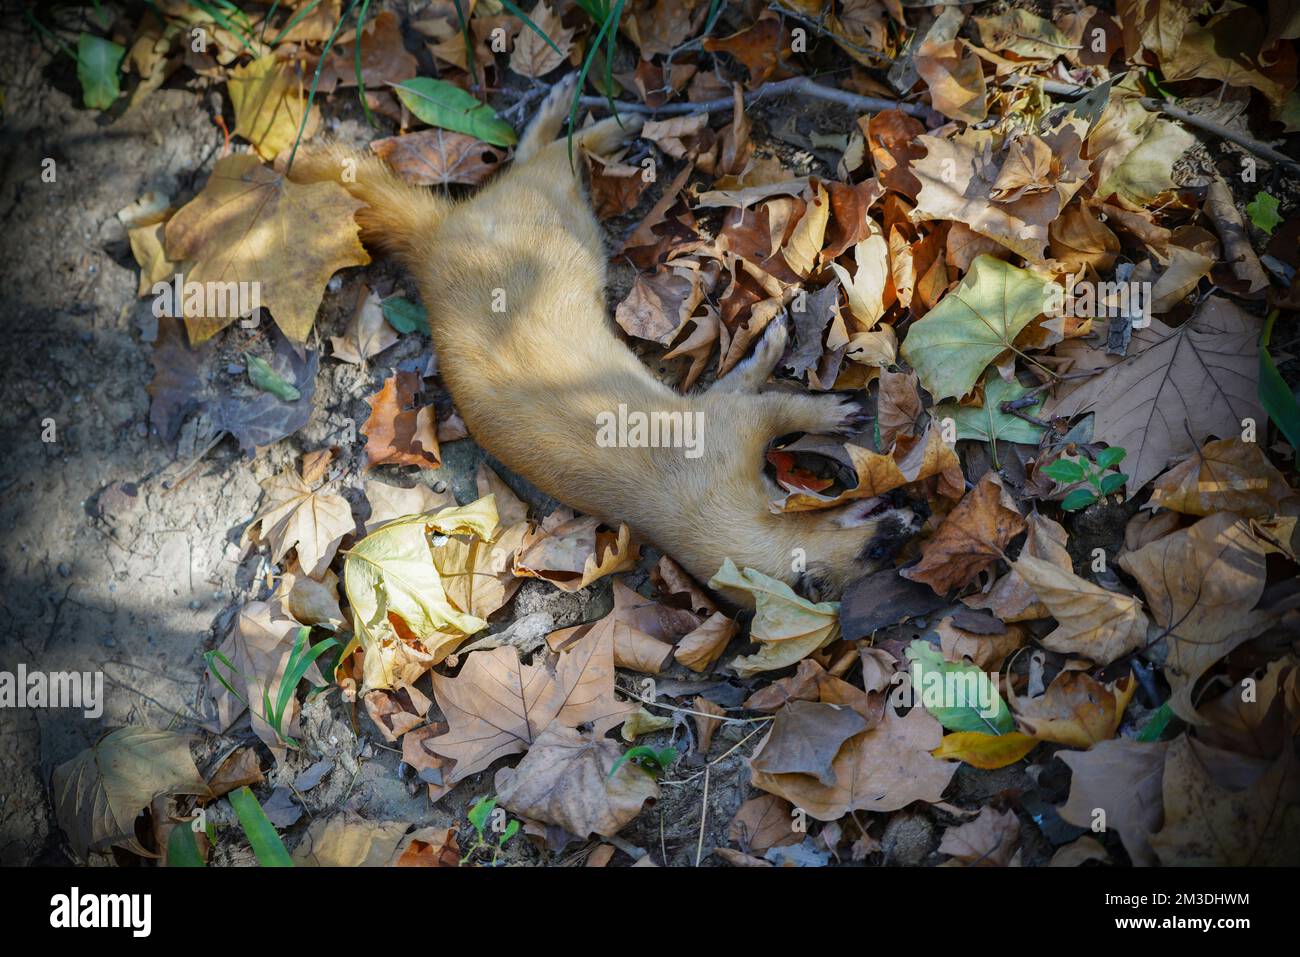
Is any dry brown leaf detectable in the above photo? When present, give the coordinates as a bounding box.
[508,1,574,77]
[728,794,801,854]
[228,55,320,161]
[362,371,441,469]
[693,696,727,755]
[937,617,1026,670]
[549,580,697,674]
[1147,436,1293,518]
[673,612,736,673]
[902,472,1026,595]
[165,153,369,344]
[330,286,397,365]
[964,513,1072,622]
[1043,298,1265,496]
[1012,670,1137,748]
[495,725,659,839]
[751,699,870,786]
[514,510,638,592]
[363,479,455,533]
[371,129,505,187]
[243,469,353,578]
[1012,554,1148,666]
[914,38,987,124]
[1118,513,1273,722]
[938,806,1020,866]
[423,624,633,789]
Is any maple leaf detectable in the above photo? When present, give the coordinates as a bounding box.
[1043,297,1265,498]
[549,580,698,674]
[914,38,987,124]
[361,371,441,469]
[899,255,1052,401]
[424,622,633,790]
[1011,670,1138,748]
[1058,737,1168,866]
[164,153,369,344]
[243,468,354,579]
[902,472,1026,595]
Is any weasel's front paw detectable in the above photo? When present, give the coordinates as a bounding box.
[822,393,870,437]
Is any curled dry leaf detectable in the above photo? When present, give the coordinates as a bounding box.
[371,128,505,187]
[495,725,659,840]
[362,371,442,469]
[1147,436,1293,518]
[729,794,802,854]
[228,55,320,161]
[330,286,398,365]
[693,696,727,755]
[902,472,1026,595]
[708,559,840,677]
[52,728,209,861]
[964,513,1072,622]
[1117,512,1273,723]
[1012,670,1138,748]
[292,814,456,866]
[673,612,737,673]
[1012,554,1148,666]
[514,510,638,592]
[508,0,574,78]
[548,580,696,674]
[363,479,455,533]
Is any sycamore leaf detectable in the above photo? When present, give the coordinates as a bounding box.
[361,371,441,469]
[750,704,957,821]
[963,513,1071,622]
[1012,671,1137,748]
[52,728,208,860]
[932,374,1046,445]
[495,725,659,838]
[164,153,369,344]
[938,806,1020,866]
[370,129,505,187]
[1147,436,1293,517]
[1042,298,1264,497]
[1058,737,1168,866]
[750,700,871,786]
[343,497,501,690]
[1012,554,1148,666]
[901,472,1026,595]
[513,510,638,592]
[423,622,633,790]
[1150,736,1300,865]
[828,220,890,330]
[243,469,354,579]
[1117,513,1273,723]
[228,54,320,161]
[729,794,803,854]
[708,558,840,677]
[900,255,1051,401]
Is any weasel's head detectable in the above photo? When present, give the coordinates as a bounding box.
[793,493,925,602]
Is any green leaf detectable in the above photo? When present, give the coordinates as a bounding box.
[1099,472,1128,496]
[931,374,1046,445]
[382,296,429,334]
[904,640,1015,736]
[499,819,520,845]
[76,34,125,110]
[245,353,301,401]
[393,78,518,147]
[608,744,677,779]
[166,823,207,867]
[1260,310,1300,449]
[468,795,496,833]
[1060,488,1098,511]
[228,786,293,867]
[1093,446,1127,470]
[1041,459,1086,484]
[899,256,1053,401]
[1245,191,1282,235]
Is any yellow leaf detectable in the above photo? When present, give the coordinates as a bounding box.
[228,54,321,161]
[932,730,1038,769]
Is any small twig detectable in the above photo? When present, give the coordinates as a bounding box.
[999,73,1090,98]
[578,75,933,119]
[1140,97,1300,177]
[695,765,710,867]
[624,689,771,723]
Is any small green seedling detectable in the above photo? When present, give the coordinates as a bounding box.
[205,626,339,748]
[1246,191,1283,236]
[1041,447,1128,511]
[461,796,520,866]
[608,745,678,780]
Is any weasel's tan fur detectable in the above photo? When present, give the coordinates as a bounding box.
[291,78,918,601]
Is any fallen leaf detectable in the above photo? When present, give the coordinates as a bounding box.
[902,472,1026,595]
[362,371,442,469]
[932,730,1038,769]
[508,1,574,77]
[243,468,353,579]
[228,54,320,161]
[964,513,1073,622]
[52,728,209,861]
[1147,436,1293,518]
[165,153,369,343]
[708,559,840,677]
[371,128,505,187]
[729,794,802,854]
[751,700,871,786]
[1012,554,1148,666]
[363,479,455,533]
[938,806,1020,866]
[330,286,398,365]
[1058,737,1168,866]
[1013,670,1137,748]
[495,725,659,839]
[514,510,638,592]
[673,612,737,672]
[905,639,1016,735]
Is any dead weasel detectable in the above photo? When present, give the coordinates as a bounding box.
[291,77,919,602]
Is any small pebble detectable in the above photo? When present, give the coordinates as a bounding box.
[101,635,116,648]
[188,599,202,610]
[57,562,71,577]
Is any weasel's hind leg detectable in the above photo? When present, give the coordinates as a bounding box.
[515,74,579,163]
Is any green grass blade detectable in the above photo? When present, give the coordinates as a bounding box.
[228,787,294,866]
[166,823,207,867]
[203,649,246,704]
[187,0,255,51]
[269,0,322,46]
[1260,309,1300,452]
[354,0,376,126]
[567,0,626,166]
[285,0,363,174]
[499,0,563,56]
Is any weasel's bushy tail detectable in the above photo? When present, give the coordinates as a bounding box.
[285,144,451,259]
